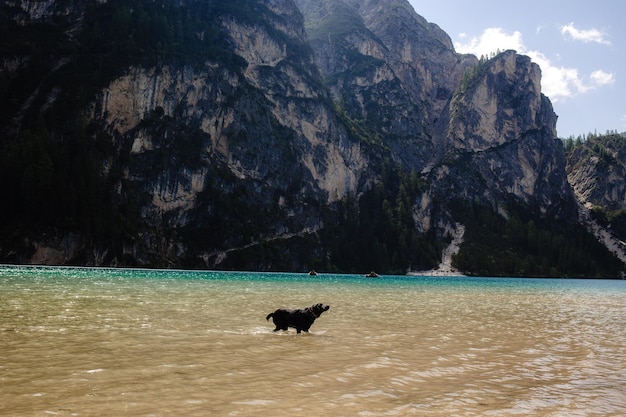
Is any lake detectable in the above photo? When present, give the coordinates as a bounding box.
[1,266,625,416]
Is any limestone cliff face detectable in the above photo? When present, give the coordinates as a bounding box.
[89,8,365,209]
[567,135,626,212]
[446,52,549,152]
[296,0,476,171]
[0,0,594,272]
[297,1,576,229]
[1,0,372,268]
[84,0,368,266]
[435,51,575,219]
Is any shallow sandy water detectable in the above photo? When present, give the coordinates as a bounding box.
[1,267,625,416]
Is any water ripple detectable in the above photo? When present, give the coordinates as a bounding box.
[1,267,625,416]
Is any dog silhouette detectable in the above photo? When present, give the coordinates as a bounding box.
[266,303,330,334]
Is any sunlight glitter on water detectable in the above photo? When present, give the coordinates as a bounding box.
[1,266,625,416]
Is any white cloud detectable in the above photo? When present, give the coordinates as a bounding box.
[454,27,523,57]
[561,23,611,45]
[454,27,615,102]
[590,70,615,86]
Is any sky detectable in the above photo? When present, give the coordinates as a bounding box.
[407,0,624,138]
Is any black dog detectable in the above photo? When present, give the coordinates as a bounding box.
[266,303,330,334]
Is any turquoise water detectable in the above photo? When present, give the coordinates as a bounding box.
[1,266,625,416]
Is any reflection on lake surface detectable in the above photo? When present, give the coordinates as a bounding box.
[1,266,625,416]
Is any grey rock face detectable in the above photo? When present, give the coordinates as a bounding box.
[1,0,584,269]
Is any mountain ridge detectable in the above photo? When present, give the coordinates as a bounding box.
[1,0,624,277]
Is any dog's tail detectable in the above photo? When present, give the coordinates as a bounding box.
[266,313,273,321]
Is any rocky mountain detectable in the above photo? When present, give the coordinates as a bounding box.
[1,0,624,277]
[566,133,626,245]
[567,134,626,212]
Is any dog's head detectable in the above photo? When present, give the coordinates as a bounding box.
[310,303,330,318]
